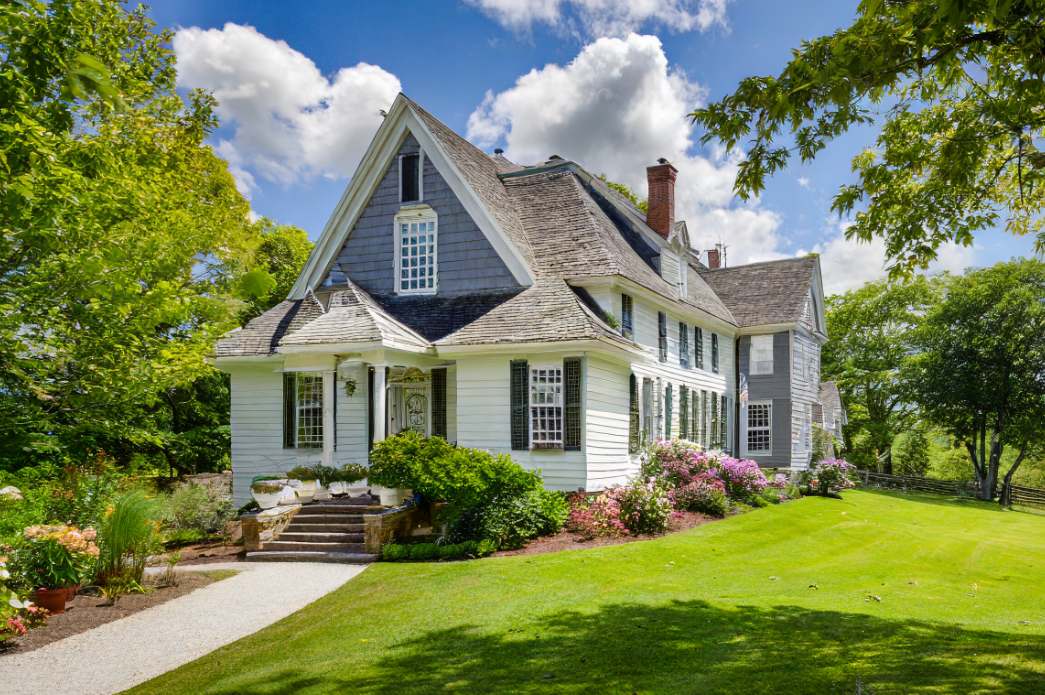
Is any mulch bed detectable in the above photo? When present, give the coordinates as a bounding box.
[2,571,227,654]
[159,539,245,566]
[491,511,718,558]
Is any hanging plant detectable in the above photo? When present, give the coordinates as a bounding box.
[343,379,357,398]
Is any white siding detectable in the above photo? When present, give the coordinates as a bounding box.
[790,331,821,470]
[584,356,633,488]
[335,363,369,466]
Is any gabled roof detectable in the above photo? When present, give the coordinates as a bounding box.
[697,256,819,328]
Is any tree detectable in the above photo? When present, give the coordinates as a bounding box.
[892,425,932,477]
[599,175,647,214]
[906,259,1045,502]
[238,220,314,321]
[822,277,937,473]
[693,1,1045,275]
[0,1,263,471]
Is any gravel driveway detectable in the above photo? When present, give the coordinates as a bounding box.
[0,562,368,695]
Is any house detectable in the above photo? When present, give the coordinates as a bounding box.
[215,94,835,506]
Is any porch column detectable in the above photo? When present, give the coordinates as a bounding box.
[372,366,387,443]
[322,370,335,465]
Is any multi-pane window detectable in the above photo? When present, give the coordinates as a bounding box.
[283,372,323,449]
[679,322,690,368]
[750,335,774,375]
[695,327,704,369]
[658,312,668,362]
[711,333,719,373]
[621,294,634,339]
[530,366,563,448]
[396,212,437,293]
[746,402,772,454]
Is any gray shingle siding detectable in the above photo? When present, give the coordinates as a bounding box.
[328,134,521,297]
[739,332,793,468]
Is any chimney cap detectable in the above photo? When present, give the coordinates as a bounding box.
[548,154,564,160]
[657,157,670,165]
[494,148,504,155]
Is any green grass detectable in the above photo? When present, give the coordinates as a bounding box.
[126,490,1045,694]
[196,569,241,582]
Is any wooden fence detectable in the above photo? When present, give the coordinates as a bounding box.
[854,470,1045,509]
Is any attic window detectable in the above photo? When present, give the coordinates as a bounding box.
[400,154,420,202]
[395,208,437,293]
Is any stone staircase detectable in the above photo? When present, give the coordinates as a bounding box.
[246,496,381,564]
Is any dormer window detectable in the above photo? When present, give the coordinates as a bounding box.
[395,207,437,293]
[400,153,421,202]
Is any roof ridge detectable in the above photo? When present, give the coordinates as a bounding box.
[697,255,817,273]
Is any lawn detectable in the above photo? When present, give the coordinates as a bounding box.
[126,490,1045,694]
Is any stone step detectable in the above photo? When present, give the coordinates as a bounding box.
[246,551,379,564]
[290,514,364,524]
[284,523,365,534]
[261,540,368,553]
[276,532,364,543]
[304,504,382,515]
[314,497,375,507]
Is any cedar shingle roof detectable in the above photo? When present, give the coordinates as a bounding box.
[697,256,818,327]
[215,299,325,357]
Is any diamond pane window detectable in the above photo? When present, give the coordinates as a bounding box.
[396,211,437,293]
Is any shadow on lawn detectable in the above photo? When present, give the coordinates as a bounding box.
[207,600,1045,695]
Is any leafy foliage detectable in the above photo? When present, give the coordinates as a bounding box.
[598,174,648,213]
[449,489,568,550]
[893,426,932,477]
[163,483,234,536]
[693,0,1045,275]
[95,491,163,601]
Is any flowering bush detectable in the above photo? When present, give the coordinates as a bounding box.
[669,477,731,516]
[640,439,711,487]
[18,524,99,590]
[565,492,629,540]
[806,459,857,496]
[710,457,770,501]
[608,479,679,535]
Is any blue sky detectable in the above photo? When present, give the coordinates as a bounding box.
[147,0,1036,295]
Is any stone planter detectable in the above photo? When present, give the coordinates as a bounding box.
[375,486,412,507]
[252,490,284,509]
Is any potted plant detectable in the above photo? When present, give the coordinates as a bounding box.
[286,466,321,500]
[251,481,287,510]
[19,524,99,614]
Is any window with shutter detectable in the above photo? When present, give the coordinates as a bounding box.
[700,390,708,447]
[691,389,700,441]
[679,322,689,368]
[621,294,634,339]
[431,368,447,440]
[658,312,667,362]
[510,360,529,450]
[710,391,719,448]
[721,394,729,450]
[564,358,581,450]
[679,386,689,439]
[664,383,673,439]
[695,327,704,370]
[641,378,653,446]
[711,333,719,373]
[629,374,640,453]
[749,335,774,375]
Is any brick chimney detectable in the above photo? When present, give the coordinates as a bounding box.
[646,158,677,239]
[706,248,721,269]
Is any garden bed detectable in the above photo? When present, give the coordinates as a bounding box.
[1,570,237,654]
[153,538,245,566]
[492,510,717,557]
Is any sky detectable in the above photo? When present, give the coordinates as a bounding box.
[147,0,1037,296]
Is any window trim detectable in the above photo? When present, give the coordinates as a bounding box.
[394,206,438,295]
[398,152,423,203]
[749,335,774,376]
[744,400,773,457]
[282,371,324,450]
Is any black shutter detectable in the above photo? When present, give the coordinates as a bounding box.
[658,312,667,362]
[401,154,419,201]
[711,391,719,448]
[283,373,296,448]
[564,358,581,450]
[679,322,689,368]
[367,367,374,455]
[510,360,529,450]
[432,368,447,440]
[721,394,729,450]
[629,374,640,453]
[679,386,689,439]
[621,294,634,339]
[712,333,719,373]
[664,383,673,438]
[695,327,704,369]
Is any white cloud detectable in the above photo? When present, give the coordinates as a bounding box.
[811,222,977,296]
[173,23,401,192]
[467,0,729,37]
[796,176,810,190]
[466,33,782,265]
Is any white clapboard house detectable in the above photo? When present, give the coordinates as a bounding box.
[215,95,837,506]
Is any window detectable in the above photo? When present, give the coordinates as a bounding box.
[700,390,708,447]
[746,401,772,455]
[510,360,529,450]
[710,392,719,448]
[530,365,563,448]
[564,358,582,450]
[677,384,685,438]
[679,322,690,368]
[658,312,668,362]
[395,209,437,293]
[283,372,323,449]
[750,335,774,375]
[695,327,704,369]
[400,154,420,202]
[721,394,729,451]
[691,390,700,442]
[641,378,653,445]
[664,383,673,439]
[432,368,447,440]
[629,374,640,454]
[621,294,634,339]
[711,333,719,373]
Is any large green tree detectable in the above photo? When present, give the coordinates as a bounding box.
[822,277,938,473]
[0,1,266,470]
[694,0,1045,275]
[906,259,1045,502]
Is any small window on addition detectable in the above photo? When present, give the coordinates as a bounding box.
[400,154,420,202]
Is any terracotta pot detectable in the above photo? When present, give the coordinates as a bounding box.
[34,587,69,615]
[67,586,77,600]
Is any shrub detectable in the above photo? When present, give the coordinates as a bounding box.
[893,428,932,477]
[408,543,439,561]
[95,491,163,602]
[475,539,498,557]
[565,492,628,540]
[285,466,319,482]
[369,432,542,526]
[1,553,48,644]
[761,483,802,504]
[382,544,410,562]
[437,543,466,560]
[164,483,233,536]
[607,480,677,535]
[640,439,711,488]
[804,459,857,496]
[15,524,99,591]
[448,489,568,550]
[305,464,367,487]
[711,457,770,500]
[457,540,479,557]
[669,478,730,516]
